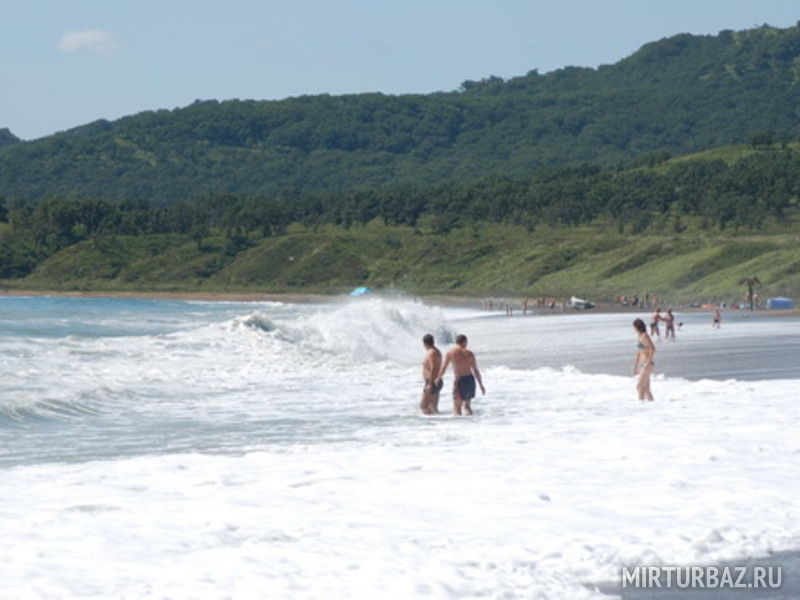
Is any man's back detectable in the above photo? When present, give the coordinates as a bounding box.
[438,334,485,415]
[447,346,475,377]
[424,347,442,380]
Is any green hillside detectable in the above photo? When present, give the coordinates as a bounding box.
[2,24,800,300]
[2,24,800,202]
[0,128,19,148]
[4,217,799,304]
[2,136,800,299]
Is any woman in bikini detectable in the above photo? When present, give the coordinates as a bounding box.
[632,318,655,401]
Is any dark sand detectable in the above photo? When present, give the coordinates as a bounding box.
[2,289,799,317]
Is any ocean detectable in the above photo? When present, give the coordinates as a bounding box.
[1,295,799,599]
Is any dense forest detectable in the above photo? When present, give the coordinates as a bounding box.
[2,144,800,280]
[2,23,800,297]
[2,24,800,203]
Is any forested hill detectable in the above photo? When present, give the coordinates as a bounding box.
[0,129,19,148]
[2,23,800,203]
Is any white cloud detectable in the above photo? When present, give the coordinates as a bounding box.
[58,30,119,56]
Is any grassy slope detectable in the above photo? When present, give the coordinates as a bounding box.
[5,143,799,300]
[6,219,800,304]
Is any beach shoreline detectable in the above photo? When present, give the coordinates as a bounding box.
[3,291,798,597]
[2,288,799,317]
[0,288,340,305]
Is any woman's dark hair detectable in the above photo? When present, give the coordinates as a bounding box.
[633,318,647,333]
[422,333,434,346]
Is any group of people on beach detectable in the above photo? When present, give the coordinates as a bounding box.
[420,325,655,414]
[483,297,565,315]
[635,306,728,401]
[616,293,663,308]
[648,307,677,340]
[421,305,730,411]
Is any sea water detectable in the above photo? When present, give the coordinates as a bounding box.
[1,296,799,599]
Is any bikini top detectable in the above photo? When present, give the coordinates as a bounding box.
[637,342,647,350]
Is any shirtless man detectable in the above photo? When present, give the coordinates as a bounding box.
[437,334,486,416]
[420,334,443,414]
[650,308,662,338]
[663,308,676,340]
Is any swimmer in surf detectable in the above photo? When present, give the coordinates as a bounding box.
[437,334,485,416]
[421,334,443,414]
[633,318,655,401]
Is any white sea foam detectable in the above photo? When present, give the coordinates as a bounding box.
[233,296,454,365]
[1,297,799,598]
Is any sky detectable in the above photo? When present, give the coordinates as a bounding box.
[2,1,798,140]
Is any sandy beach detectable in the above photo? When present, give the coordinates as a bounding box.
[2,295,799,598]
[2,287,799,318]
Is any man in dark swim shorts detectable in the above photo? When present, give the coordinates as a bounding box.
[437,334,486,416]
[454,374,476,402]
[420,334,443,414]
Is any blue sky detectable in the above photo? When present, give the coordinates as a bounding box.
[2,1,798,140]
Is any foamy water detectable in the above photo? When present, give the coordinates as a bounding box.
[1,296,799,599]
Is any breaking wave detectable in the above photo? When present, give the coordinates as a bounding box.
[231,297,454,364]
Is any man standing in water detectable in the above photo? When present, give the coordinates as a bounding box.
[437,334,486,416]
[420,334,443,414]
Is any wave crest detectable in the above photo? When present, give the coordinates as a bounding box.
[233,297,454,364]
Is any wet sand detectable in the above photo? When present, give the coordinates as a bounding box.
[1,288,798,317]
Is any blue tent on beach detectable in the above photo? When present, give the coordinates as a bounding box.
[765,297,795,309]
[349,286,373,297]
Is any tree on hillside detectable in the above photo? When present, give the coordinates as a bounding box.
[749,131,775,149]
[739,276,761,310]
[4,24,800,203]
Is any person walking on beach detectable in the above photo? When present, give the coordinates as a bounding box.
[420,334,443,415]
[712,309,722,329]
[437,334,485,416]
[633,318,655,401]
[663,309,676,340]
[649,308,662,338]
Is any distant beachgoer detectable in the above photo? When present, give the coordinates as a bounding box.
[420,334,443,415]
[437,334,485,416]
[663,309,676,340]
[650,308,662,338]
[712,309,722,329]
[633,318,655,401]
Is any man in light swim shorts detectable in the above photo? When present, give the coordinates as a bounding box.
[421,334,443,414]
[437,334,486,416]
